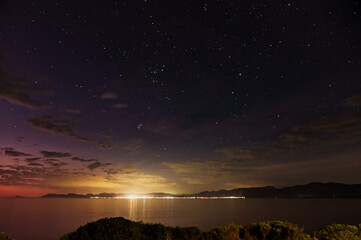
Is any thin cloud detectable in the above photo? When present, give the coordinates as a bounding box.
[63,108,81,114]
[26,115,92,143]
[101,92,118,99]
[72,135,92,142]
[104,166,135,175]
[87,161,102,171]
[0,76,50,109]
[50,162,68,167]
[0,163,71,186]
[113,103,127,109]
[27,115,73,135]
[97,142,114,150]
[72,157,97,162]
[103,134,113,139]
[41,151,71,158]
[43,159,59,165]
[117,138,146,153]
[25,157,41,162]
[143,117,184,135]
[216,112,361,164]
[87,161,111,171]
[343,94,361,107]
[0,53,50,109]
[28,162,43,167]
[1,147,32,157]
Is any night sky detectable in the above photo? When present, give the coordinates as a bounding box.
[0,0,361,197]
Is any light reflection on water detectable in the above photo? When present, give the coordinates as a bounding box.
[0,198,360,240]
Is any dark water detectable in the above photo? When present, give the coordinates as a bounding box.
[0,198,360,240]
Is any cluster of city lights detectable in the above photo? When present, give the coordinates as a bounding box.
[90,195,245,199]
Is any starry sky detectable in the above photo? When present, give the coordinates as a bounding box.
[0,0,361,197]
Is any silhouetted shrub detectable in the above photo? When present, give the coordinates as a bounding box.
[313,224,361,240]
[59,216,361,240]
[170,226,202,240]
[0,232,14,240]
[59,217,201,240]
[239,221,311,240]
[201,223,241,240]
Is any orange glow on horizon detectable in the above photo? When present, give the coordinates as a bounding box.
[0,185,55,197]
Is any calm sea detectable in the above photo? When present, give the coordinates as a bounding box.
[0,198,360,240]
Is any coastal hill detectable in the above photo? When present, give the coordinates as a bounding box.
[195,182,361,198]
[42,182,361,198]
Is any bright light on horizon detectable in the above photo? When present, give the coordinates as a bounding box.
[122,195,152,199]
[89,195,245,199]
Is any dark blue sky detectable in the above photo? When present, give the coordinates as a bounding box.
[0,0,361,196]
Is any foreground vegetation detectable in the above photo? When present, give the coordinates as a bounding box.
[58,217,361,240]
[0,232,14,240]
[2,218,361,240]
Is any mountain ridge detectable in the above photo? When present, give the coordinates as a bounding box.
[41,182,361,198]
